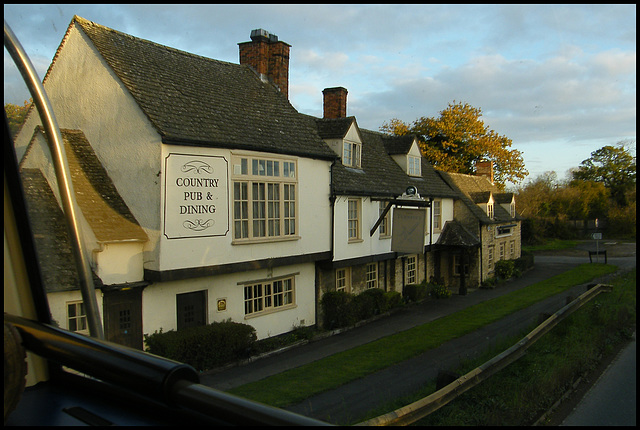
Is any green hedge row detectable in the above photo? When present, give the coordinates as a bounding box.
[404,280,451,301]
[321,288,402,330]
[144,320,257,371]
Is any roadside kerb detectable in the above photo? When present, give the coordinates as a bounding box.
[357,283,614,426]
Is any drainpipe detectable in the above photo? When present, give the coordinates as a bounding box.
[317,159,337,328]
[479,221,484,283]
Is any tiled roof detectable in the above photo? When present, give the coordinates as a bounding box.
[438,171,521,224]
[494,192,514,204]
[330,127,458,198]
[469,191,492,204]
[72,16,335,161]
[59,128,149,242]
[315,117,355,140]
[436,220,480,248]
[317,121,458,198]
[20,168,102,292]
[26,127,148,243]
[330,128,409,197]
[381,134,416,155]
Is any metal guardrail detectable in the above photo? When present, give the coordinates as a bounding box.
[5,313,331,426]
[4,19,104,338]
[357,283,613,426]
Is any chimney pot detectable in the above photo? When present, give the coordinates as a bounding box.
[250,28,270,41]
[240,29,290,99]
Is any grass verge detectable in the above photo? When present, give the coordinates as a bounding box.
[228,263,616,408]
[522,238,579,253]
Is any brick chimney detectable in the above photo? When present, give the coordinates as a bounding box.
[475,160,494,184]
[239,29,291,99]
[323,87,348,119]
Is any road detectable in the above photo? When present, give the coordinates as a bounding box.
[560,332,636,426]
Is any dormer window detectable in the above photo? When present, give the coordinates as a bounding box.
[343,140,361,168]
[408,155,421,176]
[510,201,516,218]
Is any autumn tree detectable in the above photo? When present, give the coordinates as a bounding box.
[5,99,32,137]
[572,142,636,206]
[381,101,527,188]
[511,171,560,218]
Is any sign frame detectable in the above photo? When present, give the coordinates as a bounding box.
[163,153,229,239]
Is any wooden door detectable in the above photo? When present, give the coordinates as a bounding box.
[176,290,207,331]
[103,288,143,349]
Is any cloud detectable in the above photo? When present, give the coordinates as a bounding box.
[5,3,635,183]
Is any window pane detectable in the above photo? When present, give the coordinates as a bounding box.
[344,143,352,166]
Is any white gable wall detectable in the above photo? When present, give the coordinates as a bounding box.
[32,23,164,271]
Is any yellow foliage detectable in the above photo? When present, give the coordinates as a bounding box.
[380,101,528,186]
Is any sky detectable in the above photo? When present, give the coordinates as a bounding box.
[4,4,636,186]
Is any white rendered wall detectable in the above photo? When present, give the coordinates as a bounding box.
[142,262,317,340]
[32,23,164,270]
[159,145,332,271]
[94,242,145,285]
[47,289,104,332]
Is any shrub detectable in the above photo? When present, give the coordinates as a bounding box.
[429,283,452,299]
[514,251,534,274]
[321,288,404,330]
[494,259,516,280]
[403,282,429,303]
[481,276,498,289]
[360,288,389,314]
[353,290,378,320]
[144,320,257,371]
[385,291,402,310]
[321,290,357,330]
[607,204,636,238]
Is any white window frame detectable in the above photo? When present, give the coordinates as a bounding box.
[347,198,362,242]
[67,300,88,334]
[336,267,351,292]
[379,201,391,238]
[343,140,361,168]
[406,255,417,285]
[432,199,442,231]
[243,276,295,317]
[366,263,378,289]
[232,154,298,243]
[408,155,421,176]
[487,202,494,219]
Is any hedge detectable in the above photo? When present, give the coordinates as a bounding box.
[144,320,257,371]
[321,288,402,330]
[403,282,429,302]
